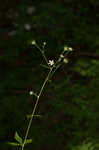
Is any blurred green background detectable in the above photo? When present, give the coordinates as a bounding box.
[0,0,99,149]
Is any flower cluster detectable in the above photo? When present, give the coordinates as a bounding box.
[64,46,73,52]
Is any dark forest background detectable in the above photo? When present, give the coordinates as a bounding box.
[0,0,99,149]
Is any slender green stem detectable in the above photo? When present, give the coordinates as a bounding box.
[21,67,53,150]
[50,63,61,79]
[35,44,49,65]
[42,51,49,65]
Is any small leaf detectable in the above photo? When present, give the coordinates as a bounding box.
[7,142,21,146]
[27,114,42,119]
[14,132,22,144]
[40,64,50,69]
[25,139,32,145]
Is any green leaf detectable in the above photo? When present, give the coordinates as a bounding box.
[27,114,42,119]
[40,64,50,69]
[7,142,21,146]
[25,139,32,145]
[14,132,22,144]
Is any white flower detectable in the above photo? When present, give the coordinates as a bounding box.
[64,46,68,51]
[58,54,64,62]
[63,58,68,64]
[60,54,64,58]
[31,40,36,45]
[29,91,34,95]
[68,47,73,51]
[43,42,46,46]
[48,60,54,66]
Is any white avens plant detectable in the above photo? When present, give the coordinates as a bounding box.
[8,41,73,150]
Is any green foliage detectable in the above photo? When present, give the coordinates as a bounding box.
[70,138,99,150]
[72,59,99,77]
[8,131,32,147]
[14,132,22,144]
